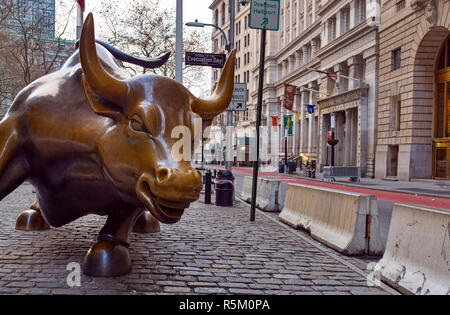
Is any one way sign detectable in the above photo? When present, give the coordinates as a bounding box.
[228,83,247,111]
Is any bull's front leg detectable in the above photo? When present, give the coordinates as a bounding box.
[16,200,50,231]
[83,208,143,277]
[132,209,160,233]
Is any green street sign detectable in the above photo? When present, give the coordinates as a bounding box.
[249,0,280,31]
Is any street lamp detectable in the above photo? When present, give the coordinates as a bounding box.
[185,20,231,53]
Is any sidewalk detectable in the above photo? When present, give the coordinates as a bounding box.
[202,164,450,200]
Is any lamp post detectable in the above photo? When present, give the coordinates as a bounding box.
[185,20,231,170]
[186,0,243,173]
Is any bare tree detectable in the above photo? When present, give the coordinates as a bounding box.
[97,0,211,94]
[0,0,75,106]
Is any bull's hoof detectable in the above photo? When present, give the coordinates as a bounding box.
[133,210,160,233]
[15,209,50,231]
[83,241,131,277]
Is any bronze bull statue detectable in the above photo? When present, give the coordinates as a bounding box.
[0,14,235,276]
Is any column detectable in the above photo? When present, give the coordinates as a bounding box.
[293,90,302,155]
[336,11,341,37]
[307,84,314,154]
[301,89,309,152]
[350,0,356,28]
[295,49,303,69]
[311,39,318,59]
[303,45,310,64]
[363,50,378,177]
[344,109,352,166]
[289,54,295,73]
[333,63,345,94]
[283,59,289,78]
[351,108,358,165]
[336,111,345,165]
[347,55,363,90]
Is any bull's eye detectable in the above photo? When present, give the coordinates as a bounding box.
[129,118,147,133]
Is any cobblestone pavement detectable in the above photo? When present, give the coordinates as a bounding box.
[0,183,396,295]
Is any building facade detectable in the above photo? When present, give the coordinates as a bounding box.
[207,0,381,177]
[374,0,450,180]
[0,0,56,38]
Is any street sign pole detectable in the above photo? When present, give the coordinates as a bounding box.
[226,0,235,172]
[250,27,266,222]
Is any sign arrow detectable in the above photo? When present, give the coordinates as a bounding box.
[261,17,268,27]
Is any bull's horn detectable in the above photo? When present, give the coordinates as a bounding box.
[80,13,129,106]
[191,49,236,119]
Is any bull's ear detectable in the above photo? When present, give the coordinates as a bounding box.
[82,74,122,119]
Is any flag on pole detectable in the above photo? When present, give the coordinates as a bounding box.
[283,84,296,112]
[311,68,337,81]
[271,116,278,131]
[296,111,300,123]
[283,115,293,135]
[77,0,85,11]
[306,104,315,114]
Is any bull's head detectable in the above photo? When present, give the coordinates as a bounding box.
[79,13,235,223]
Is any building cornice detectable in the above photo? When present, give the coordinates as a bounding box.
[316,21,376,60]
[273,60,321,90]
[316,0,337,16]
[317,84,369,109]
[209,0,221,10]
[274,20,322,60]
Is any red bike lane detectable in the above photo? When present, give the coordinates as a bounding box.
[209,166,450,210]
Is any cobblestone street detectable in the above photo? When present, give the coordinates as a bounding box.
[0,183,396,295]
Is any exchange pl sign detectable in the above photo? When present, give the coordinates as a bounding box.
[249,0,280,31]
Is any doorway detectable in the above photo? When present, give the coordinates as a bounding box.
[433,36,450,179]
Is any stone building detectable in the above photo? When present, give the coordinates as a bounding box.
[374,0,450,180]
[207,0,382,177]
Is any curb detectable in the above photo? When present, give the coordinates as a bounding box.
[201,165,450,200]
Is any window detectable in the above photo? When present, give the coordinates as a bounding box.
[392,48,401,71]
[221,3,225,25]
[215,9,219,25]
[341,7,350,34]
[396,0,406,12]
[328,17,336,42]
[356,0,366,24]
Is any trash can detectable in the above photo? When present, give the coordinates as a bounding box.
[287,161,297,174]
[278,163,285,173]
[214,170,234,206]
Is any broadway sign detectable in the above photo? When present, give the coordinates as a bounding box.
[185,52,226,68]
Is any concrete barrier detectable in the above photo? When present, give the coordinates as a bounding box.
[279,183,383,255]
[374,204,450,295]
[277,181,288,211]
[256,179,279,212]
[240,176,283,212]
[240,176,253,202]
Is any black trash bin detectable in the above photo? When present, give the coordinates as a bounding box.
[214,170,234,207]
[279,163,285,173]
[287,161,297,174]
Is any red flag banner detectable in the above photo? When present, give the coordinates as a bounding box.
[312,69,337,81]
[77,0,85,11]
[283,84,296,112]
[271,116,278,131]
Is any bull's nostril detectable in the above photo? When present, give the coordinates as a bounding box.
[156,168,169,183]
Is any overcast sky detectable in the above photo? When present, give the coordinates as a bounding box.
[56,0,214,96]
